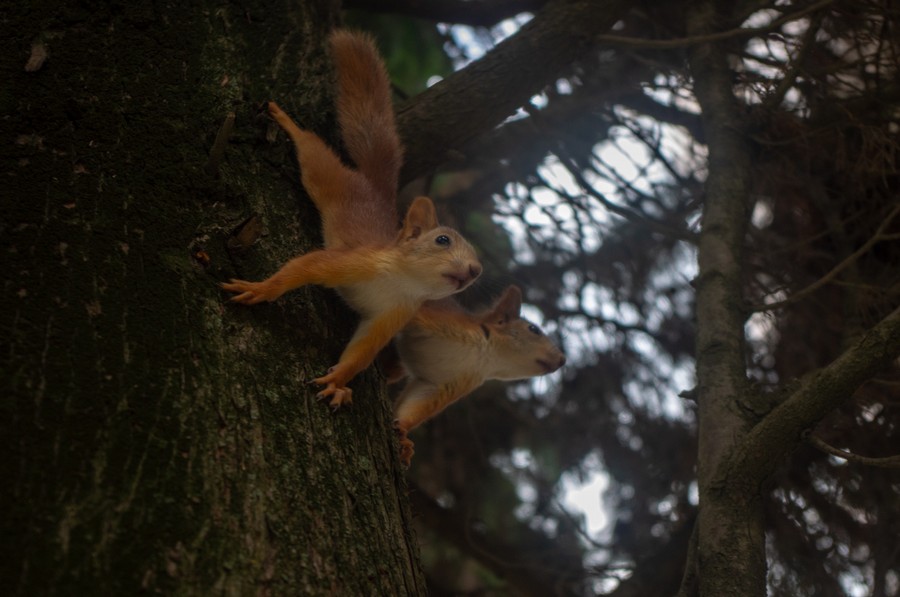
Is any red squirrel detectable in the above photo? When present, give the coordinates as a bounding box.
[222,31,482,407]
[389,285,566,465]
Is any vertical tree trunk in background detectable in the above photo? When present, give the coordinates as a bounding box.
[1,1,426,594]
[687,2,764,595]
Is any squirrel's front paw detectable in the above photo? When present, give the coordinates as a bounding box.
[221,279,281,304]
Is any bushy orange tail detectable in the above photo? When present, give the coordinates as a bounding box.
[329,31,403,203]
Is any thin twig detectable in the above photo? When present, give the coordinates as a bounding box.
[751,204,900,312]
[594,0,836,49]
[561,147,696,242]
[808,435,900,468]
[762,11,824,110]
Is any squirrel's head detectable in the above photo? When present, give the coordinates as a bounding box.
[397,196,482,298]
[479,285,566,379]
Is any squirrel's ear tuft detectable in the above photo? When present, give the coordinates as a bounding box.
[400,196,439,239]
[485,285,522,325]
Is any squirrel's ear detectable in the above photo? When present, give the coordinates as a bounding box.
[485,285,522,325]
[400,196,439,239]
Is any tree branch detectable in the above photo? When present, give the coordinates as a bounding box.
[731,305,900,486]
[592,0,835,49]
[807,435,900,469]
[751,203,900,312]
[344,0,547,27]
[559,148,697,242]
[397,0,630,183]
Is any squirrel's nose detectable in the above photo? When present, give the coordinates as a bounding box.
[469,263,482,280]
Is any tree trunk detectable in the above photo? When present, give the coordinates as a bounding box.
[686,2,766,595]
[1,2,426,594]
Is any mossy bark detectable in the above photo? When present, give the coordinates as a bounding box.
[1,1,426,594]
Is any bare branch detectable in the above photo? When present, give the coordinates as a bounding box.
[761,12,823,110]
[751,204,900,312]
[560,149,697,242]
[594,0,836,50]
[807,435,900,469]
[344,0,546,27]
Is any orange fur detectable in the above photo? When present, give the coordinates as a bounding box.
[330,30,402,204]
[222,31,482,407]
[391,286,566,465]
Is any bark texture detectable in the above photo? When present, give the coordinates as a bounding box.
[686,2,763,594]
[1,2,426,594]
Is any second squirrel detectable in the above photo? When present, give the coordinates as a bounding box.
[388,285,566,465]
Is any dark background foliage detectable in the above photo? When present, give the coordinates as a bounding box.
[353,1,900,594]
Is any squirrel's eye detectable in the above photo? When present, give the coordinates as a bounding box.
[528,324,542,335]
[435,235,451,246]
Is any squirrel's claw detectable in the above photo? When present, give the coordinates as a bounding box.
[221,279,280,304]
[314,367,353,409]
[315,384,353,408]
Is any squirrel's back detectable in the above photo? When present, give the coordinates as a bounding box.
[330,31,403,205]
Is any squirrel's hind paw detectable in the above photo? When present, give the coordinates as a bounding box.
[393,421,415,467]
[398,437,414,467]
[315,384,353,409]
